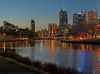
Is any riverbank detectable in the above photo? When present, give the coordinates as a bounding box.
[0,56,36,74]
[61,39,100,45]
[0,38,14,42]
[0,51,50,74]
[0,50,84,74]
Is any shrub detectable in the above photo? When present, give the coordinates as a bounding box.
[0,49,85,74]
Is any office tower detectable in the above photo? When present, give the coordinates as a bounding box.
[59,9,68,30]
[73,11,86,26]
[72,11,87,35]
[87,10,97,25]
[30,19,35,32]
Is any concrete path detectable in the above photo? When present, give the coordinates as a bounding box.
[0,59,36,74]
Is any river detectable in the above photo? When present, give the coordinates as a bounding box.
[0,40,100,73]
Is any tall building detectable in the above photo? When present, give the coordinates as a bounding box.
[30,19,35,32]
[87,10,98,39]
[72,11,87,35]
[87,10,97,25]
[59,9,68,30]
[73,11,86,26]
[48,23,57,37]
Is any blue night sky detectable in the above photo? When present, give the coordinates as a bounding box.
[0,0,99,31]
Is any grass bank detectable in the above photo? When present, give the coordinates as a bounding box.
[0,51,85,74]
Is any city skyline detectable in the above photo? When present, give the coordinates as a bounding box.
[0,0,99,31]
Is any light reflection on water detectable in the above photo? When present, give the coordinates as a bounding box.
[0,40,100,73]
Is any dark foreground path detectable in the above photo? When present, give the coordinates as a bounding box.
[0,59,36,74]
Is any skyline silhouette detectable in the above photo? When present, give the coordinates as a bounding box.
[0,0,99,31]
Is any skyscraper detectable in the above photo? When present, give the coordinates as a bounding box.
[30,19,35,33]
[72,11,87,34]
[59,9,68,30]
[87,10,97,25]
[73,11,86,26]
[87,10,97,39]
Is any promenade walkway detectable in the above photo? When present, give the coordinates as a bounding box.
[0,58,36,74]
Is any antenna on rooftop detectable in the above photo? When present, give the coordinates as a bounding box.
[62,5,66,11]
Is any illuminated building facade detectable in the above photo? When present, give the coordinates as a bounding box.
[87,10,98,39]
[48,23,57,37]
[95,24,100,38]
[87,10,97,25]
[71,10,99,39]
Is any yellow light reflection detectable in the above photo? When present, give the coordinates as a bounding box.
[49,40,56,55]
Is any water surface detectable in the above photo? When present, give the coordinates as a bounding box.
[0,40,100,73]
